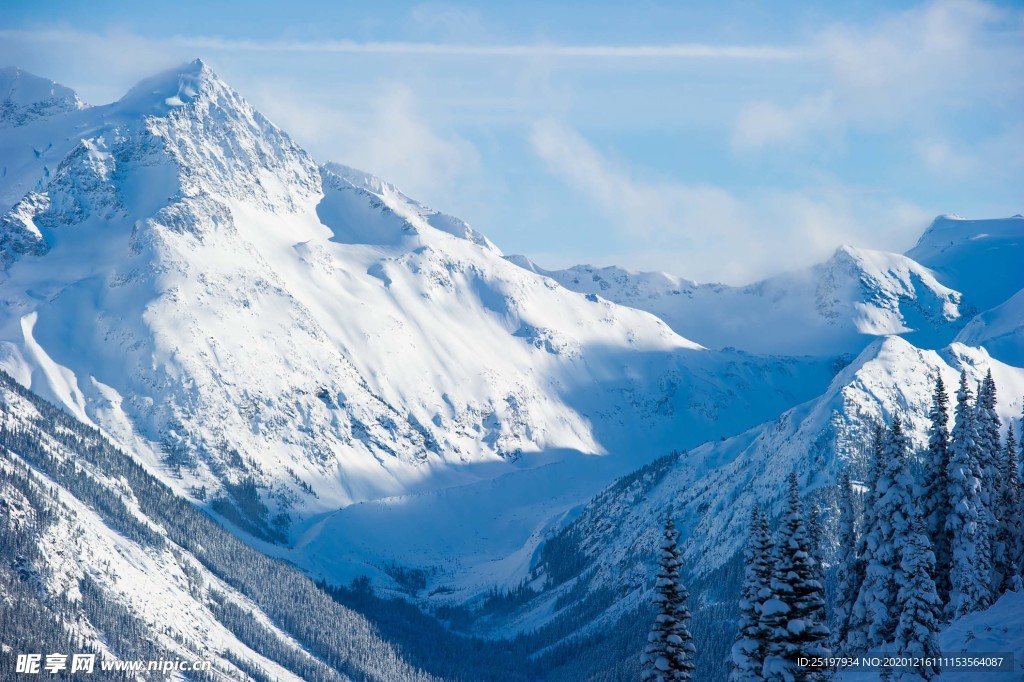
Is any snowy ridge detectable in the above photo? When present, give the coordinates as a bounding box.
[507,244,965,356]
[0,61,838,549]
[906,214,1024,312]
[0,67,84,128]
[322,162,500,252]
[502,338,1024,641]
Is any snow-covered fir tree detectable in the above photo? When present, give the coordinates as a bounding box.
[976,370,1002,591]
[945,371,992,619]
[642,515,696,681]
[806,504,827,625]
[1018,407,1024,584]
[1019,403,1024,473]
[922,374,952,602]
[845,423,886,654]
[854,415,913,648]
[996,425,1022,592]
[893,513,943,681]
[833,470,862,648]
[731,506,774,682]
[761,473,830,682]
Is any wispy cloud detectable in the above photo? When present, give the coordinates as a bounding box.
[731,0,1024,152]
[1,1,1017,283]
[252,82,480,200]
[531,120,930,283]
[0,28,805,61]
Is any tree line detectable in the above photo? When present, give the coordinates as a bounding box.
[640,369,1023,681]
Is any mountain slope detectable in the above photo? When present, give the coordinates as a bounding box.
[0,369,436,682]
[509,243,965,356]
[906,214,1024,313]
[0,66,84,128]
[0,60,838,550]
[955,286,1024,365]
[488,338,1024,675]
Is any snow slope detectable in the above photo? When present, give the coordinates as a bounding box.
[0,60,838,550]
[0,370,433,682]
[0,66,84,128]
[0,68,91,213]
[956,287,1024,365]
[508,244,965,356]
[906,214,1024,313]
[495,338,1024,641]
[837,589,1024,680]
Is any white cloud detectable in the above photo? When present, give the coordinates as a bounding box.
[532,121,930,283]
[406,3,487,40]
[731,0,1024,152]
[254,82,480,200]
[731,94,836,152]
[341,85,481,198]
[915,138,976,178]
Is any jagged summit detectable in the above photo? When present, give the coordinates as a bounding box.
[116,58,226,114]
[0,66,85,126]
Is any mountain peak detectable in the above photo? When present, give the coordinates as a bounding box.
[0,66,85,126]
[911,213,1023,250]
[117,57,228,115]
[906,214,1024,311]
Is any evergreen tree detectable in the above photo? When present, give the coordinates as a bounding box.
[642,515,696,681]
[976,370,1002,591]
[996,426,1022,592]
[1018,406,1024,583]
[1019,403,1024,475]
[922,374,952,602]
[845,422,886,654]
[806,503,827,625]
[945,371,992,619]
[761,473,830,682]
[832,470,862,647]
[731,506,773,682]
[853,416,912,648]
[893,513,942,681]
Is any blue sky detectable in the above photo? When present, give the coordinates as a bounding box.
[2,0,1022,282]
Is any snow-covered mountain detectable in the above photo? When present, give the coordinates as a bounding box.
[0,66,84,130]
[956,287,1024,365]
[906,214,1024,313]
[0,58,1021,682]
[508,222,1021,356]
[476,338,1024,679]
[0,60,838,547]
